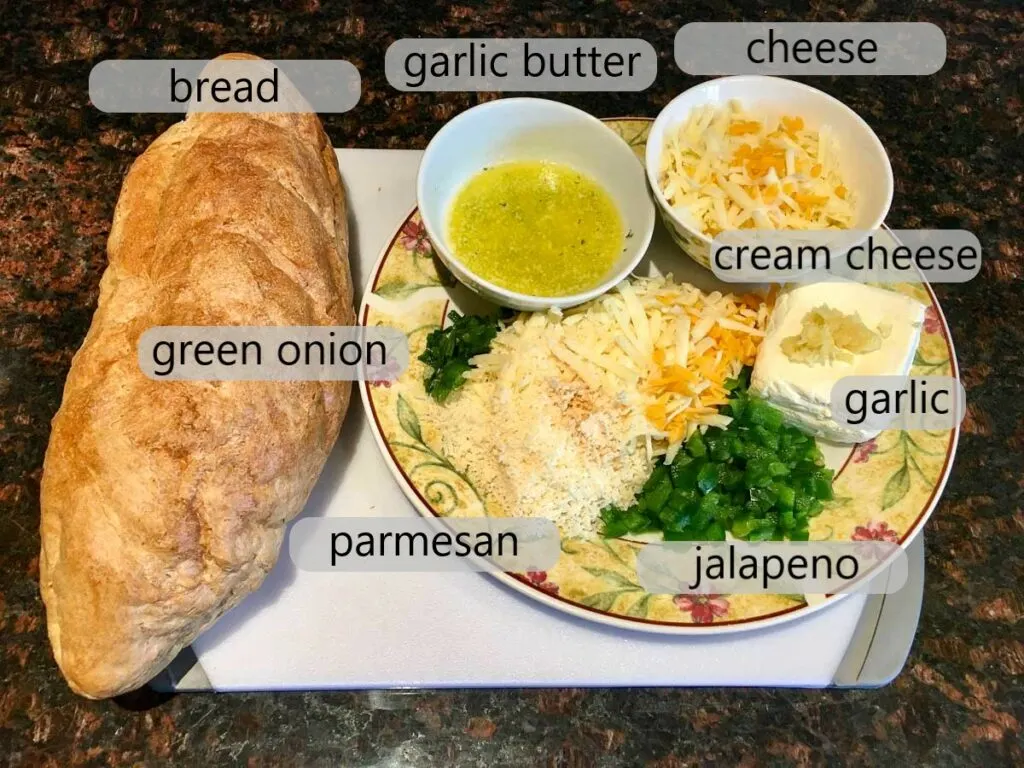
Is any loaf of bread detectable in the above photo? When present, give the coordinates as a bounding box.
[39,58,352,698]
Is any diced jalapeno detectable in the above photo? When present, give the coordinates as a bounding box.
[600,367,834,542]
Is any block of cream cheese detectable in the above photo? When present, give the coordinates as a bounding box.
[750,282,926,443]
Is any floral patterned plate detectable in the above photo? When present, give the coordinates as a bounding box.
[358,119,959,634]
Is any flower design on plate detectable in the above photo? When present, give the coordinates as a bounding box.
[852,438,878,464]
[923,305,943,335]
[368,356,404,388]
[524,570,559,595]
[851,520,899,542]
[398,218,432,256]
[673,594,730,624]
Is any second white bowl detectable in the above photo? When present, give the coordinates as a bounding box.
[645,76,894,270]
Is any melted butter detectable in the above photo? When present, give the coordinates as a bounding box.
[446,161,623,297]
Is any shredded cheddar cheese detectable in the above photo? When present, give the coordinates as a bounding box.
[658,101,856,237]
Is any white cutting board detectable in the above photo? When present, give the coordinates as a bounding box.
[189,148,871,689]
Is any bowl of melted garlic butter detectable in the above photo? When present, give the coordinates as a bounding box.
[417,97,656,311]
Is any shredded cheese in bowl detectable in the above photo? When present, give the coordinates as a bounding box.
[659,100,855,237]
[439,276,770,537]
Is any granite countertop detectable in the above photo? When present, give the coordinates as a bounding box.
[1,1,1022,765]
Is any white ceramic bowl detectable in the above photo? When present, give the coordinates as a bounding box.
[645,76,894,270]
[417,97,656,311]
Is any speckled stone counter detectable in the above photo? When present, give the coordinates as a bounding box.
[1,1,1021,765]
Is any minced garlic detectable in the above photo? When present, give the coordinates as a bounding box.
[780,305,884,365]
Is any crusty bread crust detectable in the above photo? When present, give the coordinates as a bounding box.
[39,59,351,698]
